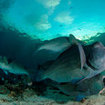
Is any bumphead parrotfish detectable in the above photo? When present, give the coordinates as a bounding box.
[37,35,105,85]
[37,34,88,83]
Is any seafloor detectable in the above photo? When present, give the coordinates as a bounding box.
[0,80,105,105]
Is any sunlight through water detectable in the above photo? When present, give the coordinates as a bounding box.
[1,0,105,41]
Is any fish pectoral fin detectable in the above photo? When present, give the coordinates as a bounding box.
[69,34,86,70]
[78,43,86,70]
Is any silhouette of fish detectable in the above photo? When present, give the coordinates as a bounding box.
[37,35,105,85]
[37,35,88,83]
[32,36,73,67]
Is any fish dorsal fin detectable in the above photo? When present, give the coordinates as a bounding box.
[69,34,77,44]
[69,34,86,69]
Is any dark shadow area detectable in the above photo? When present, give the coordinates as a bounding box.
[0,27,42,72]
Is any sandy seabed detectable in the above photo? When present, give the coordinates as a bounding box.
[0,83,105,105]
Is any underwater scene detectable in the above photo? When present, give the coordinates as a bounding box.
[0,0,105,105]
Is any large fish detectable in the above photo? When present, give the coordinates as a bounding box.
[32,35,82,80]
[32,36,73,69]
[37,35,105,84]
[36,35,88,83]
